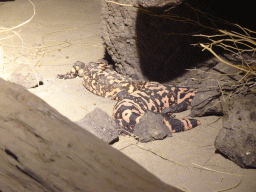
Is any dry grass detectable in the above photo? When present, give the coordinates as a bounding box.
[191,26,256,109]
[195,26,256,77]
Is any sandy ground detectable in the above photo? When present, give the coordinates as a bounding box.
[0,0,255,191]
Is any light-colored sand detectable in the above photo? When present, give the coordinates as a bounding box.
[0,0,255,191]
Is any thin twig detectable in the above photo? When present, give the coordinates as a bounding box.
[192,162,243,176]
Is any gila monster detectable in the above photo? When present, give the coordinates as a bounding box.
[57,59,201,135]
[57,60,146,100]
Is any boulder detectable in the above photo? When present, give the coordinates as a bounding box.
[100,0,207,82]
[214,94,256,168]
[0,78,183,191]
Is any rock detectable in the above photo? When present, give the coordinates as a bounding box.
[191,88,223,117]
[0,78,182,192]
[214,94,256,168]
[76,108,119,144]
[9,63,43,88]
[190,61,245,117]
[100,0,208,82]
[133,111,172,143]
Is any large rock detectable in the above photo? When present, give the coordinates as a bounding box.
[100,0,208,82]
[214,94,256,168]
[0,78,183,191]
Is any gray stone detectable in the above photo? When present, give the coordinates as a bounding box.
[76,108,119,143]
[191,88,223,117]
[190,61,246,117]
[214,94,256,168]
[9,63,43,88]
[134,111,172,143]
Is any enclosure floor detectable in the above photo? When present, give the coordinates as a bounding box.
[0,0,255,191]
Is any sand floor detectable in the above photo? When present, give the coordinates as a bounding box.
[0,0,255,191]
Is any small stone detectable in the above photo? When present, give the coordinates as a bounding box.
[133,111,172,143]
[9,63,43,88]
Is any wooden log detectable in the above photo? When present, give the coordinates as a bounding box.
[0,78,183,192]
